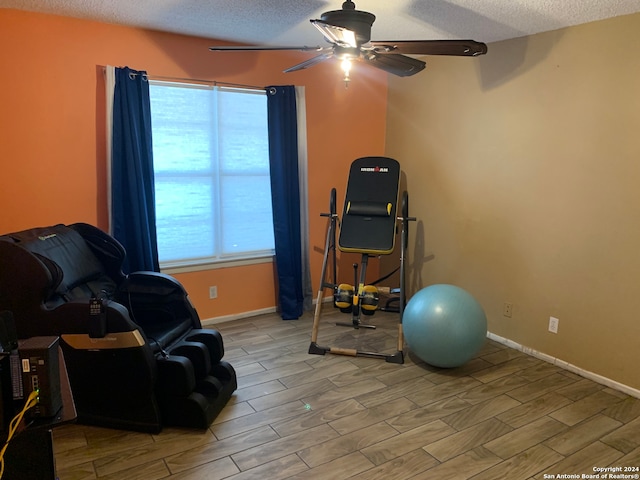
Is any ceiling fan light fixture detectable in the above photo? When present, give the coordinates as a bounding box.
[319,2,376,45]
[335,46,359,86]
[341,57,352,74]
[341,57,352,82]
[311,20,357,48]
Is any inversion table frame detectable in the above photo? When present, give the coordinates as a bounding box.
[309,157,415,364]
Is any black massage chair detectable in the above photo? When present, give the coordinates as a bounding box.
[0,223,236,433]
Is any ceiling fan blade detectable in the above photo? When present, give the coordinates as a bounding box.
[209,45,325,52]
[369,39,487,56]
[284,51,335,73]
[310,19,358,48]
[362,53,426,77]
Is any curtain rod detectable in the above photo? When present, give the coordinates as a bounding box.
[102,67,266,91]
[148,74,265,91]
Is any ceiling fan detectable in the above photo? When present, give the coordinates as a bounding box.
[209,0,487,84]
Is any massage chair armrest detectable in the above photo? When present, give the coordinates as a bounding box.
[125,271,186,293]
[118,271,201,328]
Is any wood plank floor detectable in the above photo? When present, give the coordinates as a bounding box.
[53,309,640,479]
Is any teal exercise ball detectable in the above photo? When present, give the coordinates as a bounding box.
[403,284,487,368]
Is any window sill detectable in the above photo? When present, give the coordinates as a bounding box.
[161,255,274,275]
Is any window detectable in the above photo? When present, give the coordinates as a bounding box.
[149,82,274,268]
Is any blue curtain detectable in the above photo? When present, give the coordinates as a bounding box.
[267,86,304,320]
[111,66,159,273]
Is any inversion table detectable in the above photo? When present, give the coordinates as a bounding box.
[309,157,415,363]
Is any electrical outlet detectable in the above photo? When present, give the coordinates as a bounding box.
[548,316,559,333]
[209,286,218,299]
[503,302,513,318]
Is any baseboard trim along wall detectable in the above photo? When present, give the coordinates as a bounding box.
[201,296,335,326]
[487,332,640,400]
[201,307,277,326]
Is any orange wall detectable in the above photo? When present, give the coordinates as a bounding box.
[0,9,388,320]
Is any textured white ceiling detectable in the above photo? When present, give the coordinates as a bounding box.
[2,0,640,45]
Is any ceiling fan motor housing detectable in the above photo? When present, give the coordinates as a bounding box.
[321,4,376,45]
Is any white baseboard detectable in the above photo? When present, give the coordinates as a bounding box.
[487,332,640,399]
[201,306,277,326]
[200,295,335,326]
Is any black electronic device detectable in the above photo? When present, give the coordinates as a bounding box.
[0,353,14,433]
[0,311,18,432]
[17,336,62,418]
[1,333,73,480]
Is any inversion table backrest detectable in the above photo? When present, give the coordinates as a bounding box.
[338,157,401,255]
